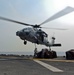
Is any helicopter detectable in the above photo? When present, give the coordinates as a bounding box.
[0,6,74,48]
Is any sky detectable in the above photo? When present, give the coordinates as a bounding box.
[0,0,74,53]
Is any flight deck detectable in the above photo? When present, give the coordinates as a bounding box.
[0,56,74,75]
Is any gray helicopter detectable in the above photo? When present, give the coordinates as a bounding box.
[0,6,74,47]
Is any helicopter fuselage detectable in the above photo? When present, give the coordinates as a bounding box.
[16,27,51,46]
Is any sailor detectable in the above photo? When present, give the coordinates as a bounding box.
[34,48,38,57]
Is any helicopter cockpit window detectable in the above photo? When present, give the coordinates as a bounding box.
[43,32,48,37]
[22,28,31,32]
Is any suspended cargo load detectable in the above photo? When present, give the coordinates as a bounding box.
[34,48,57,58]
[66,49,74,60]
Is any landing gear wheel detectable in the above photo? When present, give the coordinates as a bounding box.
[24,41,27,45]
[36,40,39,44]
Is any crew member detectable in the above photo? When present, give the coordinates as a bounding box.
[34,48,38,57]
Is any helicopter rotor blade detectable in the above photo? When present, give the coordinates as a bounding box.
[42,27,68,30]
[39,6,74,25]
[0,16,33,26]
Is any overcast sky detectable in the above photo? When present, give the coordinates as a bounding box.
[0,0,74,53]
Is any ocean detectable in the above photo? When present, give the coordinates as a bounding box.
[0,51,66,56]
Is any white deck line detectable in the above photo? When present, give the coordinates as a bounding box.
[34,60,63,72]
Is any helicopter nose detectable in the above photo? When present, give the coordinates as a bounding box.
[16,31,19,36]
[16,31,24,36]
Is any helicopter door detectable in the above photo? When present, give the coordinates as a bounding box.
[41,31,48,42]
[36,30,43,42]
[36,30,48,42]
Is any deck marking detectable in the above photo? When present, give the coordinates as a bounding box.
[34,60,63,72]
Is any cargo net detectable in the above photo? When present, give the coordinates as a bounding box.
[34,48,57,58]
[66,49,74,60]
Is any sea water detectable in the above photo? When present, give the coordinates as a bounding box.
[0,51,66,56]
